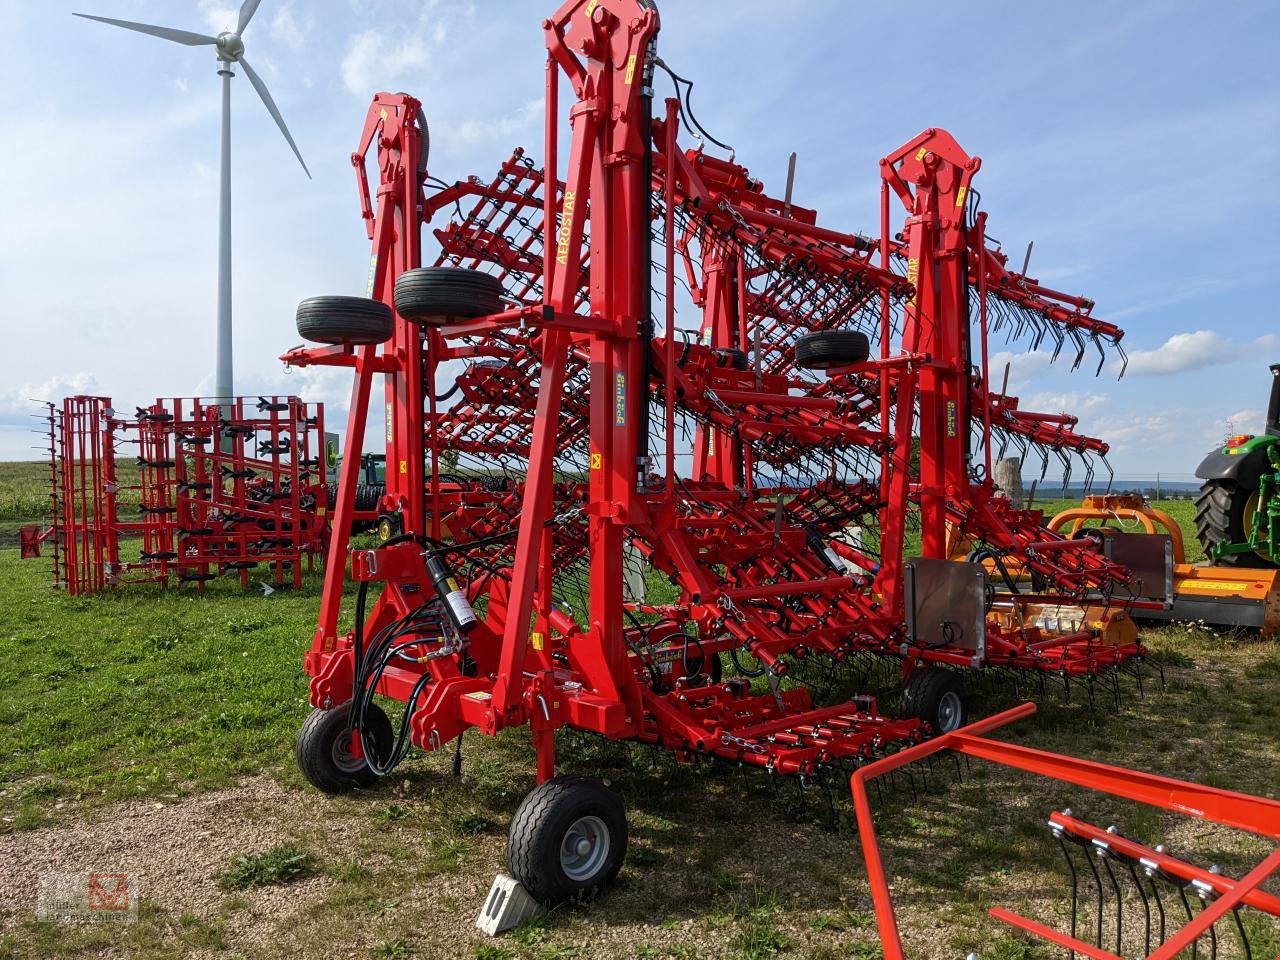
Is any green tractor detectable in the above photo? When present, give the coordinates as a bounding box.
[1194,363,1280,567]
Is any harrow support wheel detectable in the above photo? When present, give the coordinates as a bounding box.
[901,668,967,735]
[794,330,871,370]
[296,296,394,345]
[393,267,504,324]
[296,702,393,794]
[1195,479,1276,567]
[507,775,627,907]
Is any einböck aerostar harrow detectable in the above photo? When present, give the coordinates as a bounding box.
[281,1,1273,938]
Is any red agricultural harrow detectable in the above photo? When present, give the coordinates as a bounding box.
[279,0,1276,943]
[31,394,327,595]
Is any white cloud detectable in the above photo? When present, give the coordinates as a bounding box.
[988,350,1053,393]
[340,29,430,97]
[268,4,311,50]
[198,0,240,35]
[456,99,542,145]
[1122,330,1276,377]
[0,374,100,427]
[1220,408,1264,439]
[1021,391,1108,414]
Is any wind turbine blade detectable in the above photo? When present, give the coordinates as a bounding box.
[238,57,311,179]
[237,0,263,35]
[72,13,217,46]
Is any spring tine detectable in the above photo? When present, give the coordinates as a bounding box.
[1049,323,1066,363]
[1115,340,1129,378]
[1099,848,1124,955]
[1070,326,1087,372]
[1231,907,1251,960]
[1083,839,1106,948]
[1125,859,1152,957]
[1146,867,1167,945]
[1058,835,1081,959]
[1177,884,1198,960]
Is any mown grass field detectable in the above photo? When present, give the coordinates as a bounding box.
[0,463,1273,960]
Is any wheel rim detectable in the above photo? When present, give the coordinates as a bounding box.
[331,729,366,774]
[559,815,610,883]
[936,691,963,732]
[1242,490,1275,562]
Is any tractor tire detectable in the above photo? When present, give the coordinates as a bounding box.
[394,267,504,325]
[794,330,871,370]
[507,775,627,906]
[295,702,393,794]
[1195,479,1276,567]
[901,668,967,735]
[354,483,386,513]
[376,512,402,543]
[296,296,394,345]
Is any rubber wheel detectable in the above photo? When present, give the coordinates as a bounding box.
[295,701,394,794]
[1195,479,1275,567]
[507,775,627,906]
[394,267,504,325]
[296,296,394,345]
[901,668,967,735]
[794,330,871,370]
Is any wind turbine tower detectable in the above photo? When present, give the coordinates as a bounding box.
[75,0,311,401]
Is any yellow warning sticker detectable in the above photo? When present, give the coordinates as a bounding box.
[399,459,408,475]
[591,451,603,470]
[1182,580,1250,593]
[531,631,545,651]
[366,255,378,296]
[624,53,637,86]
[585,0,599,17]
[915,147,927,161]
[955,185,968,209]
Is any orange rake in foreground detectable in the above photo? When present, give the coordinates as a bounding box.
[852,703,1280,960]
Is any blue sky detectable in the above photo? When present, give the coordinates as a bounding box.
[1,0,1277,475]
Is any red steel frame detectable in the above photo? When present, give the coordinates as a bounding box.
[47,395,326,595]
[851,703,1280,960]
[292,0,1173,797]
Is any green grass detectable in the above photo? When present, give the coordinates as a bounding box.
[0,460,143,549]
[219,842,317,890]
[0,546,341,827]
[1,483,1277,959]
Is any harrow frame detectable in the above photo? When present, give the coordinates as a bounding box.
[852,703,1280,960]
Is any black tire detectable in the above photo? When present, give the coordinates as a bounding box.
[295,702,393,794]
[507,776,627,906]
[354,483,385,513]
[794,330,871,370]
[1195,479,1275,567]
[901,668,967,735]
[394,267,504,325]
[296,296,394,345]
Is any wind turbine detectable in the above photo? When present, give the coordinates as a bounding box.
[75,0,311,402]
